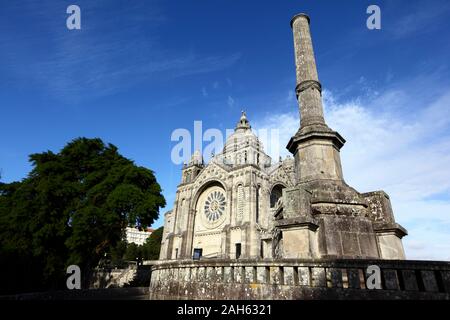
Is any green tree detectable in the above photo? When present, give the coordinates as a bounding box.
[124,243,140,262]
[0,138,165,293]
[141,227,164,260]
[109,240,128,267]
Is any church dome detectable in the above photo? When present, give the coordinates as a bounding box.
[222,111,262,154]
[213,111,272,168]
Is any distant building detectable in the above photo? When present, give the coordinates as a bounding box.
[125,227,153,246]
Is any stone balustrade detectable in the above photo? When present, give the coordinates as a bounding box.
[149,258,450,300]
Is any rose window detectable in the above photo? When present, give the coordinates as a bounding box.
[204,191,226,222]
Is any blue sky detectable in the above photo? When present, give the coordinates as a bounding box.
[1,0,450,260]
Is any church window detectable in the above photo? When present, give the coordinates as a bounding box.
[270,184,284,208]
[204,190,226,222]
[235,243,241,259]
[193,248,202,260]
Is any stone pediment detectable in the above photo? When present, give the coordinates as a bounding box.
[192,161,230,189]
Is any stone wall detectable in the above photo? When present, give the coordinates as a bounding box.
[90,265,151,289]
[149,259,450,300]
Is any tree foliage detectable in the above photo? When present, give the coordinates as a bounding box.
[108,227,164,265]
[0,138,165,293]
[141,227,164,260]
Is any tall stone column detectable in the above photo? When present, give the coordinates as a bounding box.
[287,13,345,183]
[291,14,326,129]
[279,13,382,260]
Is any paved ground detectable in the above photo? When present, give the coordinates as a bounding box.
[0,287,150,300]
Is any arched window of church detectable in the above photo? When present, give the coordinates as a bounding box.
[244,151,247,163]
[237,185,244,221]
[185,172,191,183]
[270,184,285,208]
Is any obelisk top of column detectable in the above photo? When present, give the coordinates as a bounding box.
[290,13,310,28]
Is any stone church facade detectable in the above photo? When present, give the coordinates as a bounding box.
[160,13,406,262]
[160,112,296,261]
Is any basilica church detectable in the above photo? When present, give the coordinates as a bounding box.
[160,111,296,260]
[159,13,407,263]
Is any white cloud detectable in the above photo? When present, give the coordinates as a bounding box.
[227,95,235,107]
[390,0,450,39]
[253,87,450,261]
[0,2,242,102]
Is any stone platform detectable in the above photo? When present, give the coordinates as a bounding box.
[149,259,450,300]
